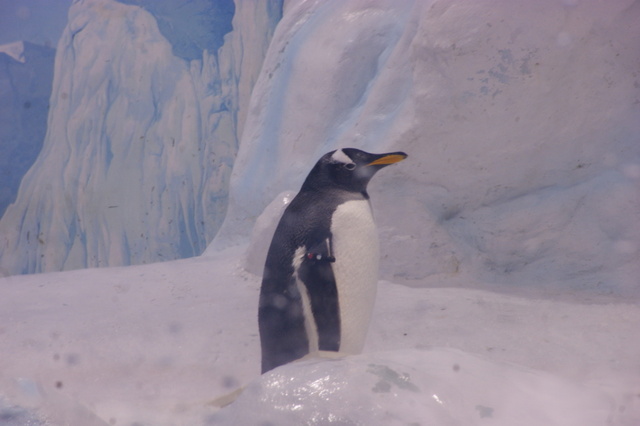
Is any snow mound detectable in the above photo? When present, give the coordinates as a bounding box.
[211,349,613,426]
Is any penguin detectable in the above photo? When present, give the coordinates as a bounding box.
[258,147,407,373]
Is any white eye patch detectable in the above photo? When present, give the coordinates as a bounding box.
[331,149,354,166]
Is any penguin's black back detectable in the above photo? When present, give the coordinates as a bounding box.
[258,187,363,373]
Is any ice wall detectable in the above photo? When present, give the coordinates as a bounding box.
[214,0,640,298]
[0,0,282,275]
[1,0,638,297]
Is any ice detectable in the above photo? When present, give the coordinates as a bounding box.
[2,0,638,289]
[211,349,614,426]
[0,0,282,275]
[213,0,640,299]
[116,0,235,61]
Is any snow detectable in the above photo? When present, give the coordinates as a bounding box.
[1,0,640,424]
[213,349,615,426]
[1,252,638,425]
[0,248,258,425]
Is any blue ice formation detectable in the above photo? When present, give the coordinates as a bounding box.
[116,0,235,61]
[0,0,282,275]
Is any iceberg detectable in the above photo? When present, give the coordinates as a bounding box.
[214,0,640,299]
[0,0,282,275]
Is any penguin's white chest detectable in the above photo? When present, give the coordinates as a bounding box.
[330,199,379,354]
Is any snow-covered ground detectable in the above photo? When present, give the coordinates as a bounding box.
[1,243,638,425]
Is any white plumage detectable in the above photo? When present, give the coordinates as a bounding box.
[330,149,354,165]
[292,245,320,354]
[330,199,379,354]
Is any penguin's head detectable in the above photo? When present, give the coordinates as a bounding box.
[301,148,407,194]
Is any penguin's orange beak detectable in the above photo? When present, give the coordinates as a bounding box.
[367,152,408,166]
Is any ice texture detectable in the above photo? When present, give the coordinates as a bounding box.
[0,0,282,275]
[211,349,613,426]
[212,0,640,300]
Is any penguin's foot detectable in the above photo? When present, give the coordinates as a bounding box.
[207,386,246,408]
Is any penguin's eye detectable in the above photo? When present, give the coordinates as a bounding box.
[344,163,356,171]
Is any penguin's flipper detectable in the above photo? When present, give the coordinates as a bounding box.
[298,236,341,351]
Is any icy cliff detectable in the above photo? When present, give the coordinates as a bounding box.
[214,0,640,298]
[0,0,282,275]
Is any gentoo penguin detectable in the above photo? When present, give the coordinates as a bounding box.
[258,148,407,373]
